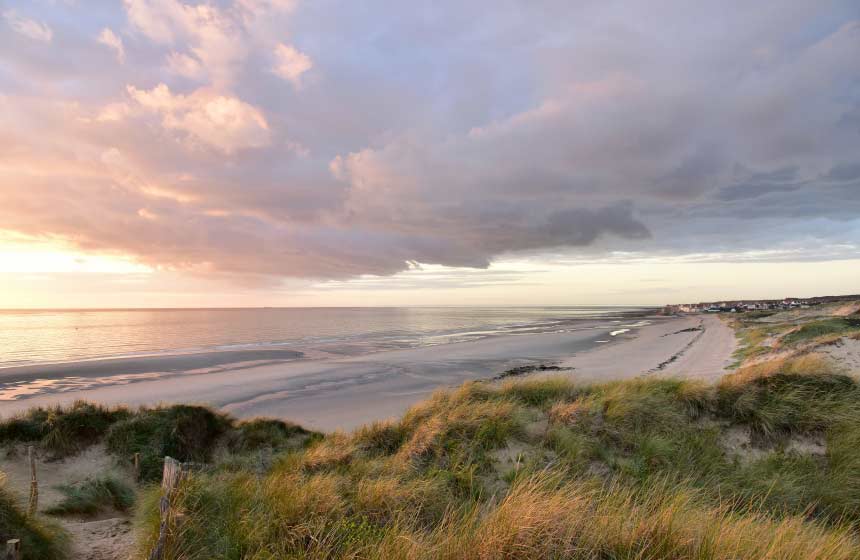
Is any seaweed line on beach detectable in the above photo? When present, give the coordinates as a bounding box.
[661,326,704,337]
[648,320,706,373]
[491,364,573,381]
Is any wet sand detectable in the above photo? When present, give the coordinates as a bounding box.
[0,349,305,384]
[0,315,737,431]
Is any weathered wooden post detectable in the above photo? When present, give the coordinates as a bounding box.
[257,446,272,476]
[133,452,141,483]
[148,457,184,560]
[26,446,37,517]
[5,538,20,560]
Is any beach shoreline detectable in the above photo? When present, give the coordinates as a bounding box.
[0,314,736,431]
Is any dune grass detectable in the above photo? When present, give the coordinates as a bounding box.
[781,317,860,346]
[730,322,792,363]
[730,309,860,367]
[132,352,860,559]
[104,404,233,481]
[5,356,860,558]
[0,402,319,482]
[0,404,319,559]
[45,476,135,516]
[0,401,130,458]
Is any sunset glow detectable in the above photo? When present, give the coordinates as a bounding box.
[1,1,858,307]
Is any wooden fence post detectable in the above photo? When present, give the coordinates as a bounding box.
[133,453,141,483]
[5,538,20,560]
[148,457,184,560]
[257,446,272,476]
[26,446,37,517]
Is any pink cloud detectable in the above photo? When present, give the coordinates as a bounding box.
[127,84,270,153]
[124,0,247,88]
[3,9,52,42]
[97,28,126,63]
[272,43,312,87]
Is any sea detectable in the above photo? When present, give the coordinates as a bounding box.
[0,307,652,369]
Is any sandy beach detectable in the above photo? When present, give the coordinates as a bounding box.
[0,314,736,431]
[560,314,736,381]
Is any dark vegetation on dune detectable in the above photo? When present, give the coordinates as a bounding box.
[0,401,130,459]
[0,402,316,482]
[45,476,135,517]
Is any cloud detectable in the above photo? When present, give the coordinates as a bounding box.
[0,0,858,283]
[96,102,132,122]
[3,9,52,42]
[124,0,247,87]
[166,51,204,79]
[123,0,183,43]
[127,84,270,153]
[824,162,860,182]
[97,28,126,63]
[272,43,312,87]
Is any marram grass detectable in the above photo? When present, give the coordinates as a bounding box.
[133,355,860,559]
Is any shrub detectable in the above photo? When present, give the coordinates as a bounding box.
[45,475,135,516]
[226,418,311,453]
[0,401,130,457]
[105,405,231,481]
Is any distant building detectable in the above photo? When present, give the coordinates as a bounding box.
[663,294,859,315]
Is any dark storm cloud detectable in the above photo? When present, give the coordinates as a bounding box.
[0,0,858,280]
[824,162,860,182]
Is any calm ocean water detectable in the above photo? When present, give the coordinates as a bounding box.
[0,307,649,368]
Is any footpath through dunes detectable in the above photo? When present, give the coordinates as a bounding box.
[1,444,137,560]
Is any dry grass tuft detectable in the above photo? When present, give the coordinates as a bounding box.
[302,431,356,471]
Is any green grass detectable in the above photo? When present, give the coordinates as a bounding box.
[0,401,130,458]
[729,310,860,367]
[781,318,860,346]
[105,404,233,481]
[0,485,68,560]
[0,403,320,483]
[227,418,311,452]
[130,355,860,559]
[729,318,798,365]
[45,475,135,516]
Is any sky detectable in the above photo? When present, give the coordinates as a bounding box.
[0,0,858,308]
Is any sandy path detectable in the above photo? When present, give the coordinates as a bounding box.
[819,338,860,375]
[1,444,136,560]
[0,315,738,431]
